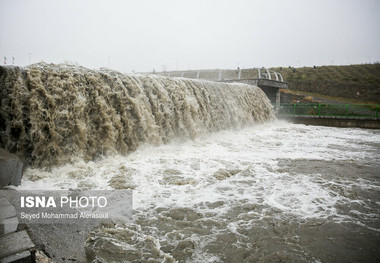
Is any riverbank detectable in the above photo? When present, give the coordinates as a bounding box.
[280,116,380,129]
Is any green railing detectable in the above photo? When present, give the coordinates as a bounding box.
[275,103,379,119]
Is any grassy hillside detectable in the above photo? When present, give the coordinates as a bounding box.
[271,64,380,104]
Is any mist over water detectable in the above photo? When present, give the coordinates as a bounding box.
[0,63,273,167]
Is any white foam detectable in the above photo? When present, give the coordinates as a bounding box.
[19,121,380,227]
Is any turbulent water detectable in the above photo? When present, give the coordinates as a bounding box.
[0,63,273,167]
[20,121,380,263]
[2,63,379,262]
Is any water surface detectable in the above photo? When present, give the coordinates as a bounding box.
[21,121,380,262]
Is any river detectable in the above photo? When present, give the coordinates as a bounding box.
[20,120,380,262]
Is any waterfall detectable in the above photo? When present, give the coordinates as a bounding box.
[0,63,274,167]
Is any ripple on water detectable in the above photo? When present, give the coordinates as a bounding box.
[20,122,380,262]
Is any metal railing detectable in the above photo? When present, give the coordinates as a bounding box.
[275,103,379,120]
[258,68,284,82]
[156,68,285,82]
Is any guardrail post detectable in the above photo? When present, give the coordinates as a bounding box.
[346,104,349,116]
[274,72,279,81]
[266,69,271,80]
[279,73,284,82]
[294,103,296,115]
[377,105,379,120]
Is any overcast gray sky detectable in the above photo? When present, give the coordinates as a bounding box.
[1,0,380,73]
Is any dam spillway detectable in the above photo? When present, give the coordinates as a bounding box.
[0,63,274,167]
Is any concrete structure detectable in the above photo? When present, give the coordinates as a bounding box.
[0,230,35,262]
[0,149,23,188]
[0,197,18,235]
[0,196,35,262]
[156,68,289,108]
[223,78,288,109]
[280,116,380,129]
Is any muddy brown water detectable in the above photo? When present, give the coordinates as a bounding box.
[1,64,378,262]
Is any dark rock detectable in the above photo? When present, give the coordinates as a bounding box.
[0,148,23,188]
